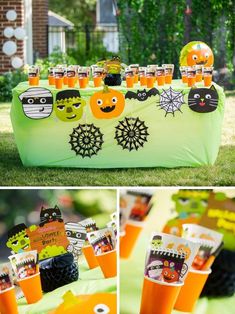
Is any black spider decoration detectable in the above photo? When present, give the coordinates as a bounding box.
[115,117,149,151]
[69,123,104,158]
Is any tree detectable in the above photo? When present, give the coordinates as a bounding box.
[49,0,96,26]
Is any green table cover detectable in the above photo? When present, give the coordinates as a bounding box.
[11,80,225,168]
[17,259,116,314]
[120,233,235,314]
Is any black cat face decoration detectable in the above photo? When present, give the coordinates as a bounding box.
[39,205,63,227]
[188,85,218,113]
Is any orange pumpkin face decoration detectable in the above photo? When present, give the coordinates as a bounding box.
[90,85,125,119]
[180,41,214,67]
[162,267,179,283]
[52,292,117,314]
[177,244,191,260]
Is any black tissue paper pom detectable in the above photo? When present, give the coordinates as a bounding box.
[39,253,78,292]
[201,249,235,297]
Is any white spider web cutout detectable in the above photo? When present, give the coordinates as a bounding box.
[157,87,185,116]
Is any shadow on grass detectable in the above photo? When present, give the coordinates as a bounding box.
[0,132,235,186]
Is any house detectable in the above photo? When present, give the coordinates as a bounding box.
[48,10,74,55]
[0,0,73,74]
[96,0,119,53]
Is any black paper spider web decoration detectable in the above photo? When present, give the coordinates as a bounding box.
[69,123,104,158]
[115,117,149,151]
[157,87,185,116]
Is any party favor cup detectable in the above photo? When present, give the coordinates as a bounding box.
[93,76,102,87]
[120,222,143,259]
[82,245,99,269]
[156,67,165,86]
[125,68,134,88]
[48,67,55,85]
[180,66,188,84]
[187,66,196,87]
[140,76,147,86]
[28,66,40,86]
[134,74,139,84]
[48,76,55,85]
[174,268,211,312]
[203,67,213,87]
[68,77,76,88]
[130,64,139,83]
[55,77,63,89]
[18,272,43,304]
[29,76,39,86]
[63,76,68,85]
[96,250,117,278]
[79,77,87,88]
[163,64,174,84]
[146,76,154,88]
[195,65,203,82]
[0,287,18,314]
[126,76,134,88]
[140,277,183,314]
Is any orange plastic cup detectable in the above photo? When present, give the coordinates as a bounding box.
[140,76,147,86]
[204,75,212,87]
[188,76,196,87]
[140,277,183,314]
[55,77,63,89]
[165,75,172,84]
[93,76,102,87]
[18,273,43,304]
[126,76,134,88]
[182,75,188,84]
[68,77,76,88]
[146,77,154,88]
[134,74,139,84]
[82,245,99,269]
[79,77,87,89]
[29,76,39,86]
[157,76,165,86]
[0,287,18,314]
[196,73,203,82]
[96,250,117,278]
[48,76,55,85]
[174,269,211,312]
[63,76,68,85]
[120,223,142,258]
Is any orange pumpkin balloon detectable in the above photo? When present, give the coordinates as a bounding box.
[90,85,125,119]
[180,41,214,67]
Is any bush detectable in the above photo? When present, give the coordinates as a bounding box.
[35,47,77,78]
[0,70,27,102]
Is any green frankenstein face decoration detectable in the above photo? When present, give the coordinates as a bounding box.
[55,90,86,122]
[172,190,210,218]
[6,223,31,254]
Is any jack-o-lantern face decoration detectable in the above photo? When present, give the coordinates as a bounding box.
[177,244,191,260]
[90,85,125,119]
[180,41,214,67]
[162,267,179,283]
[52,292,117,314]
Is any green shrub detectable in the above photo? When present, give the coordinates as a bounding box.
[0,70,27,102]
[35,47,77,78]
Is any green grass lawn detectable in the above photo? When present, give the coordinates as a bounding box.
[0,94,235,186]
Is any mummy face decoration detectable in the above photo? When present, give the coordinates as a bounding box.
[19,88,53,119]
[65,222,87,259]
